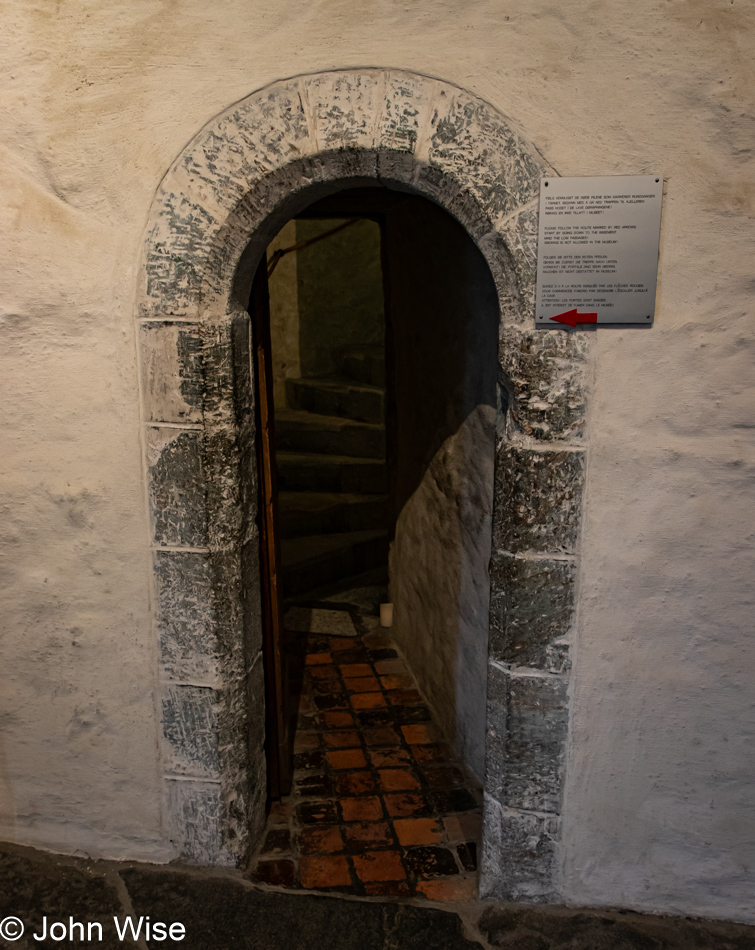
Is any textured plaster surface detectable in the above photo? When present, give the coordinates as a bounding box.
[390,407,496,781]
[0,0,753,924]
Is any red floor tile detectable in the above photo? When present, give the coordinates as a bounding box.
[401,723,441,745]
[352,850,406,883]
[416,876,477,902]
[309,665,340,680]
[362,726,401,747]
[393,818,443,846]
[320,711,355,729]
[351,692,387,709]
[383,792,432,818]
[343,821,393,849]
[343,675,381,692]
[386,688,424,706]
[248,626,481,901]
[336,771,377,795]
[339,663,372,677]
[373,658,406,675]
[297,825,344,855]
[323,730,361,749]
[327,748,367,770]
[364,880,412,897]
[379,674,414,690]
[378,768,421,791]
[340,796,384,822]
[330,638,356,651]
[313,679,347,695]
[299,855,352,889]
[368,748,412,768]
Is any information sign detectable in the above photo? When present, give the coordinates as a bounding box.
[535,175,663,328]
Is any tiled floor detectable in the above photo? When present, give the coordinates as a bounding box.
[248,625,482,901]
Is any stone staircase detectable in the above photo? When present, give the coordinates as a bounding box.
[275,346,389,600]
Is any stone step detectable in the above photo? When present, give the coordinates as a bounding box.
[286,376,385,424]
[338,345,386,388]
[276,452,388,495]
[280,530,389,597]
[275,409,385,459]
[278,491,388,538]
[283,565,389,608]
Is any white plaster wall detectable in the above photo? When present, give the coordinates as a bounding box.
[390,408,495,783]
[1,0,753,921]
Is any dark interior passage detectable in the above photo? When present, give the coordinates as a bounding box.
[254,185,498,817]
[269,214,391,603]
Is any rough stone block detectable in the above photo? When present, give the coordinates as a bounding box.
[181,80,313,217]
[234,654,268,852]
[140,321,203,425]
[484,662,508,803]
[497,203,539,324]
[476,229,521,328]
[143,192,220,316]
[489,554,576,669]
[425,90,544,227]
[241,538,264,658]
[493,445,585,555]
[155,551,218,683]
[206,550,245,662]
[303,70,384,151]
[448,187,498,243]
[503,672,568,813]
[161,685,220,778]
[203,426,243,551]
[500,325,590,441]
[380,71,434,153]
[208,547,264,862]
[146,426,207,548]
[234,78,313,166]
[164,779,232,865]
[245,653,266,753]
[413,159,464,214]
[480,795,559,902]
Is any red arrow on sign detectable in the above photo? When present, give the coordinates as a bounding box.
[549,308,598,328]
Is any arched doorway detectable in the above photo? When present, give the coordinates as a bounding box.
[137,69,589,902]
[246,186,498,897]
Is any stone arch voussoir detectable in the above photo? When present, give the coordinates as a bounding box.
[136,68,589,901]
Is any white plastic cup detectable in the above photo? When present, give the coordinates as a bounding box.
[379,603,394,628]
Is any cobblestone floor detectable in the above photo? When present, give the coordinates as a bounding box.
[248,626,482,900]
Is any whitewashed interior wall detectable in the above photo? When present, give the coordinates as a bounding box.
[1,0,753,923]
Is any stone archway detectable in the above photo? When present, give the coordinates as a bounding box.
[136,68,589,901]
